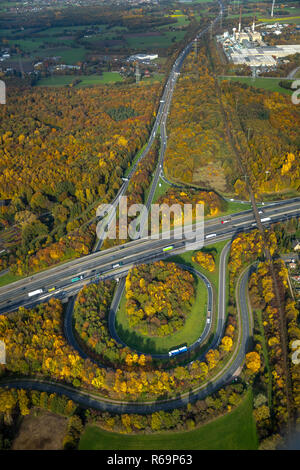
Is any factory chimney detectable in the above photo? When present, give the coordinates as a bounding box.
[238,7,242,33]
[271,0,275,18]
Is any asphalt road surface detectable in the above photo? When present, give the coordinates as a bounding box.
[0,197,298,314]
[0,262,254,413]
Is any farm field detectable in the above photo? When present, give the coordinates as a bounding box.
[169,13,191,26]
[125,30,187,49]
[34,47,87,64]
[0,2,20,12]
[79,390,258,450]
[36,72,123,87]
[258,15,300,24]
[0,7,194,69]
[178,0,215,3]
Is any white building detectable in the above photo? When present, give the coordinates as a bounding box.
[128,54,158,62]
[230,45,300,67]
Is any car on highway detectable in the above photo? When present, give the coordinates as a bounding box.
[205,233,217,239]
[163,245,174,252]
[221,217,231,224]
[112,262,123,269]
[71,275,84,283]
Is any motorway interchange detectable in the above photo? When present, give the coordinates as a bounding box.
[0,196,299,315]
[0,0,300,412]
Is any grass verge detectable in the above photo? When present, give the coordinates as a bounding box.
[0,272,22,288]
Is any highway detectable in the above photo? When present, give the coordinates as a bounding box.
[94,2,221,247]
[0,0,299,415]
[0,197,298,314]
[93,50,177,248]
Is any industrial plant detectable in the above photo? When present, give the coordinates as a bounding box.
[217,9,300,70]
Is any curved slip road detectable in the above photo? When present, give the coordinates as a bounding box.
[107,264,214,360]
[0,257,254,413]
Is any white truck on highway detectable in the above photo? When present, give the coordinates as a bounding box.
[205,233,217,239]
[28,289,43,297]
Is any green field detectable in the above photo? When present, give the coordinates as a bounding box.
[81,25,129,43]
[220,76,293,95]
[142,72,165,84]
[126,30,186,49]
[0,2,20,11]
[115,268,207,354]
[38,47,87,64]
[222,199,252,215]
[79,390,258,450]
[6,34,87,63]
[156,12,190,28]
[169,13,190,27]
[259,14,300,24]
[42,25,89,35]
[168,239,229,293]
[116,239,230,355]
[0,5,196,69]
[36,73,123,88]
[0,272,22,288]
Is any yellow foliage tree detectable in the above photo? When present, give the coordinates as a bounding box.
[245,351,261,374]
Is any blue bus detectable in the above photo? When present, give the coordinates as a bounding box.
[168,345,188,357]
